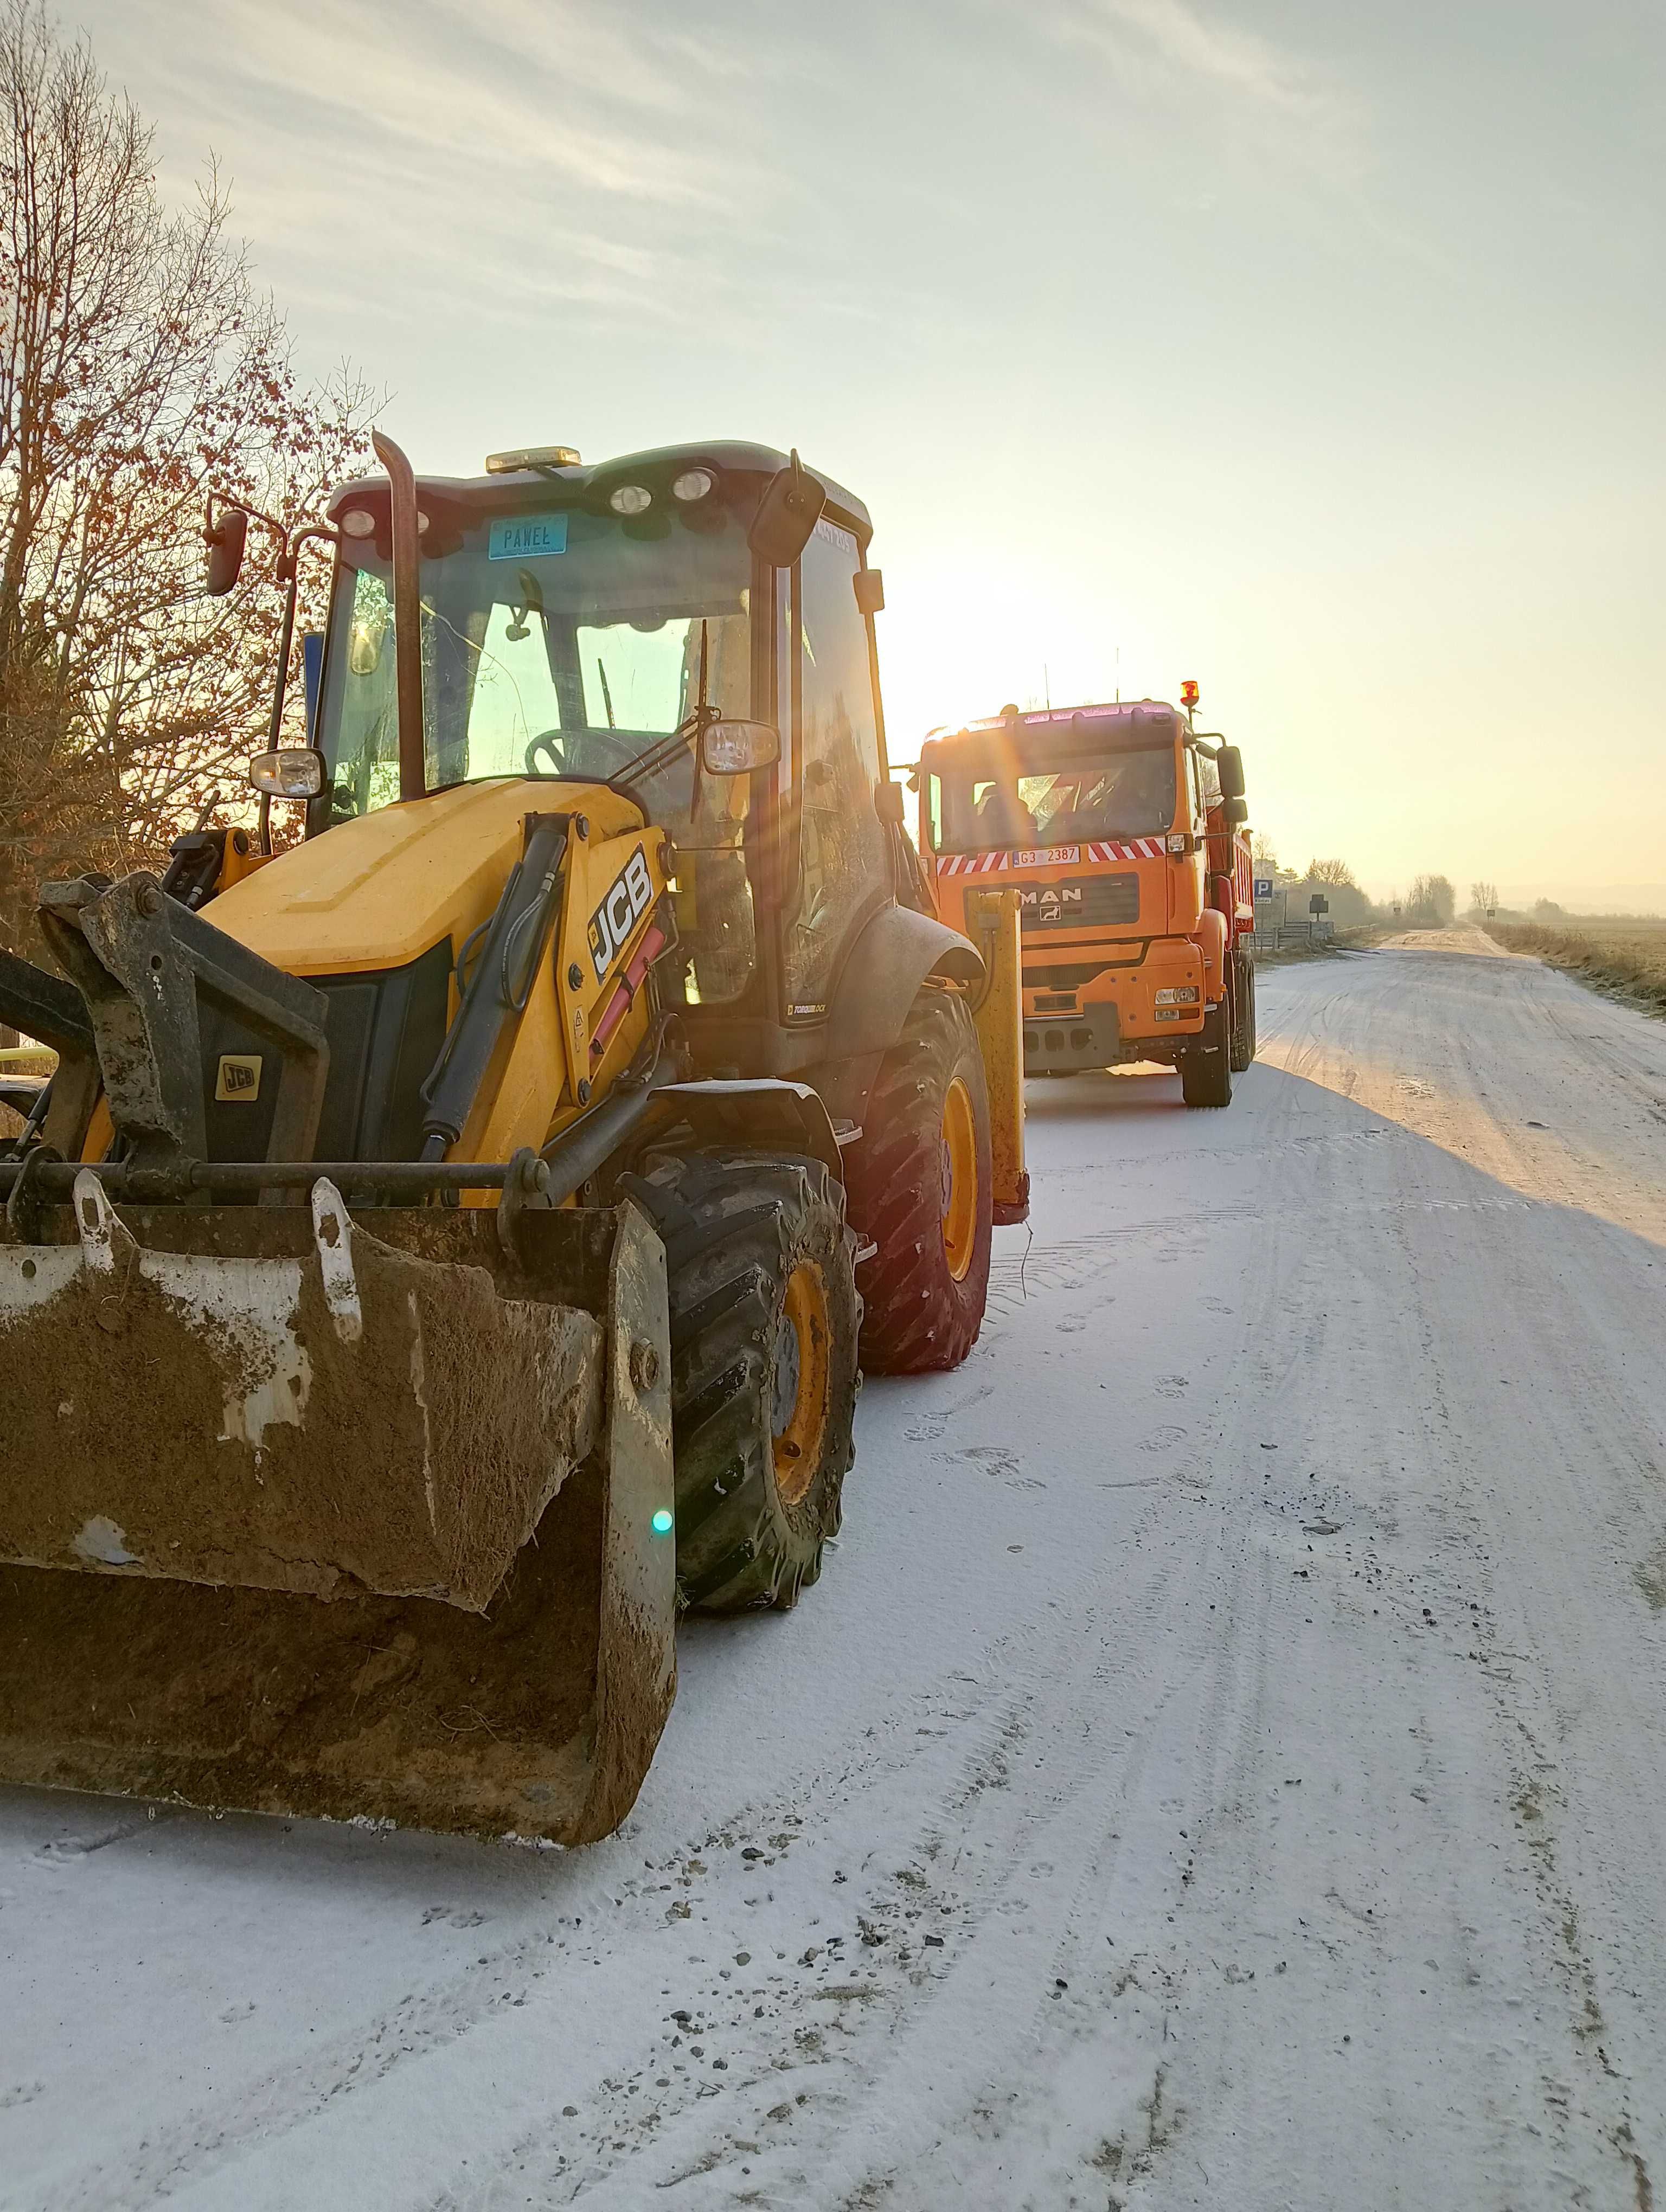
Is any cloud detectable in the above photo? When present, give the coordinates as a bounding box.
[88,0,772,330]
[1040,0,1363,168]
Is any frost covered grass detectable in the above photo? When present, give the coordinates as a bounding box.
[1485,917,1666,1015]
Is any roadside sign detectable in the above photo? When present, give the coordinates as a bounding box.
[1309,894,1329,916]
[1253,877,1274,901]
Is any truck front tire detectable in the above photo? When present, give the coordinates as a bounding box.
[1180,1005,1234,1108]
[1229,951,1257,1072]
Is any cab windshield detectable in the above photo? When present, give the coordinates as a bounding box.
[315,499,753,831]
[930,732,1178,853]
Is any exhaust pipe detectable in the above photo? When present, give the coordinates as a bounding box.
[371,429,428,803]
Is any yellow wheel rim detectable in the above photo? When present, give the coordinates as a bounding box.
[772,1259,832,1507]
[940,1075,978,1283]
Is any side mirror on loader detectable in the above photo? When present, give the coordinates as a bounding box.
[748,450,826,568]
[204,502,249,597]
[1223,795,1249,827]
[1216,744,1246,801]
[249,748,326,800]
[701,719,780,776]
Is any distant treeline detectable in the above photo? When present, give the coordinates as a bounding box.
[1253,856,1456,933]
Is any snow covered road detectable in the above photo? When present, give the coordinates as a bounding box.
[5,930,1666,2210]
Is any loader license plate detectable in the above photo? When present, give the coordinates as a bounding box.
[488,512,569,560]
[588,845,654,981]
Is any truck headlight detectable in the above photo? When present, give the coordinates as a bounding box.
[1154,986,1200,1006]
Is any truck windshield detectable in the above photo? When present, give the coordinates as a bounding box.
[315,501,753,830]
[932,740,1177,852]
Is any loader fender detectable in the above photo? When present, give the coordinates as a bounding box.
[824,905,984,1065]
[629,1079,844,1183]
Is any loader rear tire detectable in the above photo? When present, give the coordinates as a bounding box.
[844,986,993,1374]
[621,1150,860,1612]
[1180,1004,1233,1108]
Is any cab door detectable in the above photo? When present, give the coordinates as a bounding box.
[779,516,892,1019]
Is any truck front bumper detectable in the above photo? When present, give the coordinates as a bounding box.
[1023,1001,1123,1073]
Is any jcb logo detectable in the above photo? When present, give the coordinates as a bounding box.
[215,1053,262,1101]
[587,845,653,982]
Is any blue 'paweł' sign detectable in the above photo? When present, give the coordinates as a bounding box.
[488,512,569,561]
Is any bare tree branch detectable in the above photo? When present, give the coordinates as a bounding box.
[0,0,378,951]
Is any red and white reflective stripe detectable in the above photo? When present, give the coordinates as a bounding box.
[936,850,1011,876]
[937,838,1170,873]
[1086,838,1164,862]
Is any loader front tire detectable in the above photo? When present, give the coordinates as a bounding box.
[621,1151,860,1612]
[844,986,993,1374]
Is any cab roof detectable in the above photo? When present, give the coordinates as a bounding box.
[924,700,1183,751]
[326,441,873,546]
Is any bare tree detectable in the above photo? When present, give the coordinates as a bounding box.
[1470,879,1499,917]
[0,0,374,952]
[1407,874,1456,925]
[1306,857,1359,888]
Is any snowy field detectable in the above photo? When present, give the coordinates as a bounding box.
[4,929,1665,2210]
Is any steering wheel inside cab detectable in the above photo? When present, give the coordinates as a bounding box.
[523,729,643,778]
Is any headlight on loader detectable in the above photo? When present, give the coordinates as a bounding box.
[1154,986,1200,1006]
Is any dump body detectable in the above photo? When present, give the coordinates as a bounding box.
[919,703,1253,1078]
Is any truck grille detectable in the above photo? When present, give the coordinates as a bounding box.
[1017,873,1139,930]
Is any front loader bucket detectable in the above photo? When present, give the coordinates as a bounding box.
[0,1190,676,1844]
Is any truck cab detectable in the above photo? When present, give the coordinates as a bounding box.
[918,699,1254,1102]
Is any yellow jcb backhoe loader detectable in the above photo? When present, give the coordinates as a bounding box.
[0,433,1027,1844]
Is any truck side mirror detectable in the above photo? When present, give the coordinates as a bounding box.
[1223,795,1249,827]
[854,568,885,616]
[748,449,826,568]
[1216,744,1245,801]
[874,780,906,826]
[204,504,249,597]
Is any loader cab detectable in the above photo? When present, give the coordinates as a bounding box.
[309,444,896,1053]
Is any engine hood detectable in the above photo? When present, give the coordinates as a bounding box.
[209,779,645,976]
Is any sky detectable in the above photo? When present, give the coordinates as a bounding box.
[67,0,1665,907]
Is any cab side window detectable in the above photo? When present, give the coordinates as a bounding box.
[788,518,887,1006]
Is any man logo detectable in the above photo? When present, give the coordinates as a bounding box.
[587,845,654,982]
[215,1054,262,1102]
[1017,885,1083,924]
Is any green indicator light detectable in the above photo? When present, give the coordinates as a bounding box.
[651,1508,674,1535]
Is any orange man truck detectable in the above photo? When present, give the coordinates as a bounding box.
[916,692,1255,1106]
